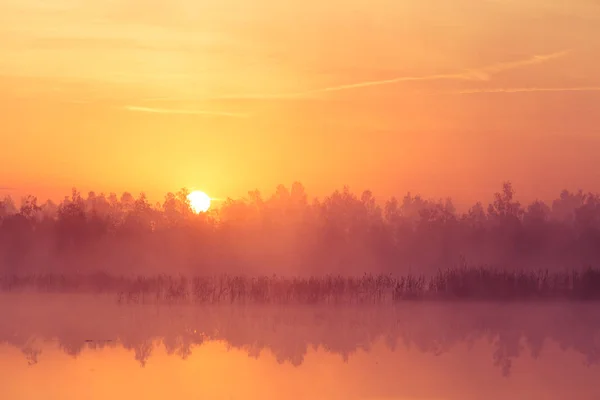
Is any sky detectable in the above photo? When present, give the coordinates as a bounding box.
[1,0,600,205]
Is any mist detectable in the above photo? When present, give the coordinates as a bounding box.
[1,181,600,278]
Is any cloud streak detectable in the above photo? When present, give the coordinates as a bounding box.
[122,106,250,118]
[194,50,570,100]
[299,50,570,96]
[464,51,569,80]
[454,86,600,94]
[138,50,571,102]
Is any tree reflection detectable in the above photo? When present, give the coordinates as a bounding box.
[2,298,600,377]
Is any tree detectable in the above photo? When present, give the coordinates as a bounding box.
[19,195,41,221]
[487,182,523,221]
[0,196,16,219]
[56,189,88,251]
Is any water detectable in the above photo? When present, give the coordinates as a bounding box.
[1,294,599,400]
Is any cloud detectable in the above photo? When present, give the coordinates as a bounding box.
[195,50,570,100]
[465,51,569,80]
[296,73,469,95]
[137,51,571,102]
[140,92,325,104]
[302,51,570,95]
[122,105,250,118]
[454,86,600,94]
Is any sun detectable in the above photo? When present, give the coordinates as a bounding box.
[187,190,211,213]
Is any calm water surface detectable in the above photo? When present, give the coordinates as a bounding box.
[1,294,599,400]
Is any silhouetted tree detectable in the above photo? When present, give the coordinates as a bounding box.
[0,181,599,276]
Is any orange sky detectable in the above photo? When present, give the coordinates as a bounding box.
[1,0,600,206]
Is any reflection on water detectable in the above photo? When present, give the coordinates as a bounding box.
[1,294,600,400]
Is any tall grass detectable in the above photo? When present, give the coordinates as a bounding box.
[2,266,600,304]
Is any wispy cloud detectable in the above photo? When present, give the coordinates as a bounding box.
[140,92,323,104]
[454,86,600,94]
[122,106,250,118]
[300,51,570,95]
[137,51,571,102]
[296,73,467,95]
[463,51,569,80]
[187,50,570,100]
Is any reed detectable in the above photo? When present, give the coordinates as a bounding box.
[2,267,600,304]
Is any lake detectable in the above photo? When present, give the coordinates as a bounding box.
[1,294,599,400]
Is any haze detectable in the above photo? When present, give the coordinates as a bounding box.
[1,0,600,204]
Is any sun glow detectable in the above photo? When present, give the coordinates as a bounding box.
[187,190,211,213]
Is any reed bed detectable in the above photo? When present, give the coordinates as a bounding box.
[2,267,600,304]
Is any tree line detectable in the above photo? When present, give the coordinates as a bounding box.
[1,181,600,275]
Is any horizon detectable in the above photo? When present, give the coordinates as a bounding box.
[0,180,598,211]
